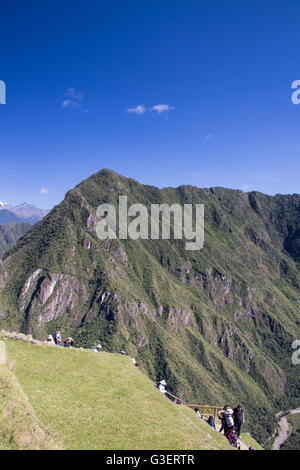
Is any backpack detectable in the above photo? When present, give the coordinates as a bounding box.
[223,411,234,428]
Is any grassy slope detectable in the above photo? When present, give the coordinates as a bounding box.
[0,358,59,449]
[1,339,233,450]
[240,433,263,450]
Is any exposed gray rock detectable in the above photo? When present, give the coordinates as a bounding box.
[86,214,98,232]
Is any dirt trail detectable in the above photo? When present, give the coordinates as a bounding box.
[272,408,300,450]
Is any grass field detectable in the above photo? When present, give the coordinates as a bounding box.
[240,433,263,450]
[0,339,236,450]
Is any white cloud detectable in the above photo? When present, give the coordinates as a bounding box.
[64,88,84,101]
[126,105,146,115]
[62,99,72,107]
[40,187,50,195]
[62,88,87,111]
[150,104,175,114]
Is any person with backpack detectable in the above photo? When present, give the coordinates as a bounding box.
[54,329,63,347]
[233,405,245,438]
[218,405,234,434]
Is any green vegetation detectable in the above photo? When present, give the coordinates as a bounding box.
[0,358,58,449]
[240,433,263,450]
[0,222,32,252]
[281,413,300,450]
[0,339,233,450]
[0,169,299,446]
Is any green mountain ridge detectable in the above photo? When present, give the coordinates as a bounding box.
[0,169,299,445]
[0,222,32,252]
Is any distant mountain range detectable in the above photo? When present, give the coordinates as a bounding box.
[0,202,50,252]
[0,202,49,225]
[0,222,32,252]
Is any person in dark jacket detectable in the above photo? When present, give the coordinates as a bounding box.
[233,405,245,438]
[64,337,74,348]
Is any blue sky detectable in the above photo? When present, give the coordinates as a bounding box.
[0,0,300,209]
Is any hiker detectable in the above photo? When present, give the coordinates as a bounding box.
[206,415,216,430]
[54,328,63,346]
[94,344,102,352]
[64,337,74,348]
[195,407,204,419]
[218,405,234,434]
[46,335,55,345]
[158,379,167,395]
[226,427,240,449]
[233,405,245,438]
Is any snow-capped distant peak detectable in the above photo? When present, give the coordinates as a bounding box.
[0,201,6,208]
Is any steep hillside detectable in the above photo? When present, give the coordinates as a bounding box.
[0,169,299,444]
[0,338,233,450]
[0,222,32,252]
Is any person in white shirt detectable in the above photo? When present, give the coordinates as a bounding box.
[158,379,167,394]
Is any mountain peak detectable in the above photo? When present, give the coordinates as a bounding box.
[0,202,49,224]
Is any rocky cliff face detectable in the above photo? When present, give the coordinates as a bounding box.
[0,169,299,443]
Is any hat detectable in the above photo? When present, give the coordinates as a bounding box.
[97,344,102,349]
[160,380,166,386]
[48,335,53,339]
